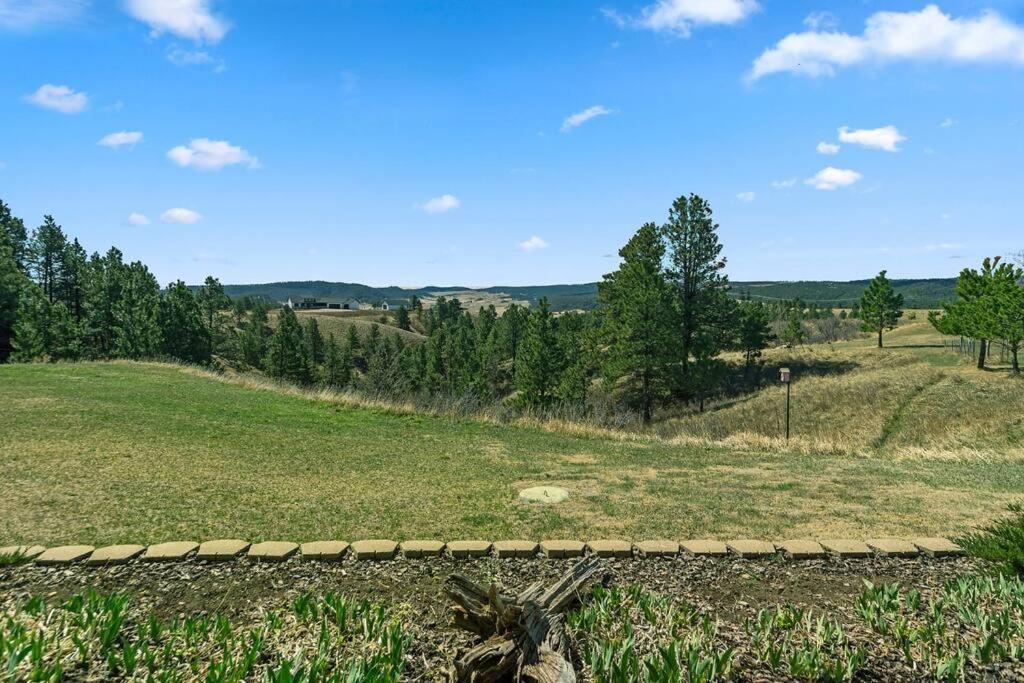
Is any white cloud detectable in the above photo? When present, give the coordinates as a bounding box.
[25,84,87,113]
[940,117,957,127]
[610,0,759,36]
[166,46,226,71]
[924,242,962,251]
[167,138,258,170]
[805,166,862,190]
[98,131,143,148]
[125,0,227,43]
[161,208,201,224]
[0,0,86,29]
[838,125,906,152]
[816,141,840,154]
[418,194,460,214]
[561,105,613,132]
[519,235,549,251]
[750,5,1024,80]
[736,191,755,202]
[771,178,797,188]
[803,11,838,32]
[127,212,150,226]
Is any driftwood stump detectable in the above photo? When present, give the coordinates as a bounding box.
[446,557,604,682]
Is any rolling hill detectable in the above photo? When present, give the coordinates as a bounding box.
[223,278,957,311]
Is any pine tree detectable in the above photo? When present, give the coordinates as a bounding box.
[113,262,163,359]
[28,215,68,304]
[736,302,773,368]
[304,316,325,366]
[158,281,211,363]
[395,305,411,331]
[661,194,729,397]
[781,308,805,348]
[264,306,311,384]
[83,248,128,357]
[597,222,679,422]
[322,334,353,388]
[196,276,230,356]
[11,284,78,361]
[859,270,904,348]
[58,239,88,322]
[0,241,25,361]
[0,199,29,273]
[515,297,559,408]
[499,304,528,376]
[238,306,271,368]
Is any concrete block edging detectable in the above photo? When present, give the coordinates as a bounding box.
[2,537,966,566]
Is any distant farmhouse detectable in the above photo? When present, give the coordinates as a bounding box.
[284,297,404,311]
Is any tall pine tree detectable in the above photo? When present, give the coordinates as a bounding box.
[515,297,559,408]
[859,270,904,348]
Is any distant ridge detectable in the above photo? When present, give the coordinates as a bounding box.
[222,278,957,311]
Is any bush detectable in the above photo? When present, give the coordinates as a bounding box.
[958,502,1024,575]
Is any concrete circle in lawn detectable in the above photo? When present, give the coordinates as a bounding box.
[519,486,569,504]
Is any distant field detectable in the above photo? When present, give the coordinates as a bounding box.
[280,310,426,344]
[2,353,1022,546]
[658,319,1024,455]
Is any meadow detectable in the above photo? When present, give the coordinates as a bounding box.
[2,317,1023,547]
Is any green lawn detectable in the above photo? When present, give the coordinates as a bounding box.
[1,361,1022,546]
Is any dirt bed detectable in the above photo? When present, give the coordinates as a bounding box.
[2,555,1020,680]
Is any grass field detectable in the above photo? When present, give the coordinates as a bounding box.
[2,337,1023,546]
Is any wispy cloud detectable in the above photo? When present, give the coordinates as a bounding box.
[940,117,957,128]
[417,194,460,214]
[167,138,259,170]
[127,212,150,226]
[924,242,962,251]
[771,178,797,189]
[561,105,612,132]
[99,131,143,148]
[838,125,906,152]
[805,166,862,190]
[605,0,759,37]
[519,235,549,251]
[816,141,840,155]
[161,208,202,224]
[749,5,1024,81]
[25,84,87,113]
[125,0,228,43]
[0,0,86,30]
[166,46,226,72]
[736,191,755,202]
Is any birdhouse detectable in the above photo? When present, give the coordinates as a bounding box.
[780,367,791,383]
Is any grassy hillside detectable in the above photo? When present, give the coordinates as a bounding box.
[656,319,1024,455]
[731,279,957,308]
[2,356,1022,546]
[283,310,427,345]
[220,278,957,312]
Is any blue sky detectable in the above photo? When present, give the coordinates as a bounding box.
[1,0,1023,287]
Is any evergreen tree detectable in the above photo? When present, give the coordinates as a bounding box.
[113,262,163,359]
[781,308,805,348]
[28,215,68,303]
[930,257,1002,368]
[158,281,210,363]
[303,316,325,366]
[238,305,271,368]
[322,334,353,388]
[515,297,559,408]
[11,284,79,361]
[736,302,774,368]
[83,248,127,357]
[58,239,88,322]
[499,304,528,376]
[662,194,729,397]
[395,305,411,331]
[264,306,311,384]
[597,222,679,422]
[0,200,29,273]
[0,242,25,361]
[196,276,230,355]
[859,270,904,348]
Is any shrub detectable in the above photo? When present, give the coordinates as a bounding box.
[958,502,1024,575]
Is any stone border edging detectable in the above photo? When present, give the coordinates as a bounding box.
[0,537,965,567]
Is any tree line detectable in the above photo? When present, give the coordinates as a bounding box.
[929,256,1024,373]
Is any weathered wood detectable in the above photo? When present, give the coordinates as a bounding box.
[447,558,603,682]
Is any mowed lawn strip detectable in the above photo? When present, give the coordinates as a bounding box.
[1,362,1022,546]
